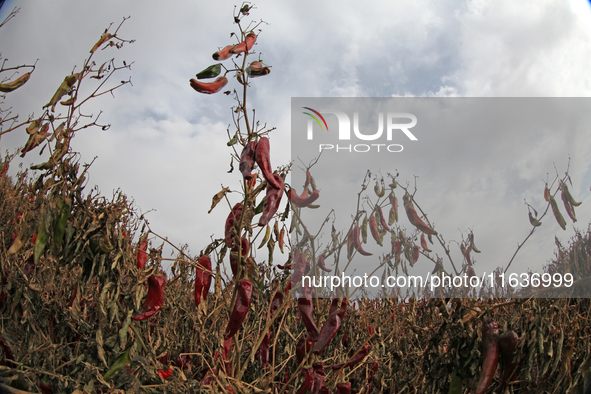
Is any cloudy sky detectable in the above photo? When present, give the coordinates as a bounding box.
[1,0,591,289]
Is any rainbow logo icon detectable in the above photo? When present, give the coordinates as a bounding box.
[302,107,329,131]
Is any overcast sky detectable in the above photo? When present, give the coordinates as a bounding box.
[1,0,591,288]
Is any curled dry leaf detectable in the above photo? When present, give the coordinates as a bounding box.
[208,187,231,214]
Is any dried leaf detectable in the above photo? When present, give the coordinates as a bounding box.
[208,187,231,214]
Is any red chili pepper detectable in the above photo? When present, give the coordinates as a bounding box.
[270,291,284,318]
[230,237,249,278]
[475,319,500,394]
[225,203,244,246]
[213,45,234,61]
[189,76,228,94]
[403,194,437,235]
[223,337,232,360]
[304,171,312,189]
[296,333,314,364]
[310,362,326,394]
[137,234,148,269]
[258,332,270,369]
[314,298,347,355]
[224,279,253,340]
[195,255,212,307]
[289,188,320,208]
[317,253,332,272]
[259,174,284,226]
[132,273,166,321]
[278,254,292,270]
[200,369,216,385]
[331,344,370,370]
[391,195,398,222]
[230,32,257,54]
[499,330,519,391]
[376,206,390,231]
[291,251,307,287]
[420,234,431,252]
[298,284,319,341]
[369,216,381,246]
[352,226,372,256]
[296,367,315,394]
[254,137,281,190]
[157,369,173,380]
[412,245,419,265]
[239,141,257,180]
[335,382,352,394]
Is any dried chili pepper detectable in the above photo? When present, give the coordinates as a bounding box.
[0,72,30,92]
[230,31,257,54]
[499,330,519,391]
[369,216,382,246]
[335,382,352,394]
[296,367,315,394]
[475,319,499,394]
[137,234,148,269]
[352,226,372,256]
[296,333,314,364]
[291,251,307,286]
[331,344,370,370]
[213,45,234,61]
[377,206,390,231]
[189,76,228,94]
[239,141,257,180]
[403,194,437,235]
[561,186,577,222]
[255,137,282,189]
[549,195,567,230]
[317,253,332,272]
[412,245,419,265]
[132,273,166,320]
[157,369,173,380]
[389,194,398,225]
[289,188,320,208]
[258,332,270,369]
[420,234,431,252]
[314,298,347,355]
[270,291,284,318]
[224,279,253,340]
[194,255,212,307]
[259,174,284,226]
[230,237,249,278]
[225,203,244,245]
[246,61,271,77]
[311,362,326,394]
[298,284,319,341]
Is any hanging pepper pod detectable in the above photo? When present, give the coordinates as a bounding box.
[224,279,253,340]
[335,382,352,394]
[189,76,228,94]
[132,273,166,321]
[291,251,307,286]
[296,333,314,364]
[269,291,284,319]
[412,245,420,265]
[377,206,390,231]
[230,237,250,278]
[331,344,370,370]
[420,234,431,252]
[239,141,257,180]
[549,195,567,230]
[230,32,257,54]
[352,226,373,256]
[298,284,319,341]
[258,332,271,369]
[311,362,326,394]
[369,216,382,246]
[195,255,212,307]
[561,182,582,206]
[499,330,519,391]
[314,299,347,355]
[317,253,332,272]
[225,203,244,245]
[213,45,234,61]
[403,194,437,235]
[136,234,149,269]
[388,194,398,225]
[246,61,271,77]
[561,187,577,222]
[255,137,282,189]
[361,215,368,244]
[259,174,284,226]
[296,367,315,394]
[0,72,31,93]
[475,319,500,394]
[289,188,320,208]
